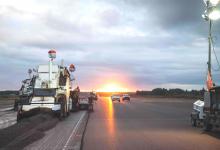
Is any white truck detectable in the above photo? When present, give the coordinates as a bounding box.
[17,63,74,120]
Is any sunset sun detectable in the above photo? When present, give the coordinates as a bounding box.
[97,83,129,92]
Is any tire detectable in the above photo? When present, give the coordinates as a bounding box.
[79,104,82,110]
[89,104,93,111]
[17,107,23,121]
[14,101,18,111]
[191,117,197,127]
[67,110,70,116]
[17,113,23,121]
[58,96,67,119]
[203,116,213,131]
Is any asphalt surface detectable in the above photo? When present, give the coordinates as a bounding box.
[24,111,88,150]
[0,109,88,150]
[83,97,220,150]
[0,107,16,129]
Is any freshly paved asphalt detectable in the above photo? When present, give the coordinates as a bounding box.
[83,97,220,150]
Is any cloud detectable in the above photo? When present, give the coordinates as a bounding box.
[0,0,219,91]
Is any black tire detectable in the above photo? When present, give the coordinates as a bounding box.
[191,117,197,127]
[203,117,213,131]
[17,104,24,122]
[14,101,18,111]
[17,108,23,121]
[89,104,93,111]
[67,110,70,116]
[17,113,23,121]
[79,104,82,110]
[58,96,67,119]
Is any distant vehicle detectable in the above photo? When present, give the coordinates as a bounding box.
[111,95,121,102]
[122,94,130,101]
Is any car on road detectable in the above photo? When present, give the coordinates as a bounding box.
[122,94,130,101]
[111,95,121,102]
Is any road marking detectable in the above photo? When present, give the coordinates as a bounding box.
[0,107,13,112]
[62,111,86,150]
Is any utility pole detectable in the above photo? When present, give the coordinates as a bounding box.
[208,19,212,75]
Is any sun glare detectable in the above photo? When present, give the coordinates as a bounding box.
[97,83,129,92]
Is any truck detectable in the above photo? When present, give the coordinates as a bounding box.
[17,50,75,120]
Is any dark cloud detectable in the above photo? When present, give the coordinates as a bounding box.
[0,0,219,90]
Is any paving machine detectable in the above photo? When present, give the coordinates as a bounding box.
[17,50,75,120]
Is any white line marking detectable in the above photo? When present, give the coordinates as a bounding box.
[62,111,86,150]
[0,107,13,112]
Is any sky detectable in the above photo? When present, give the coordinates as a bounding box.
[0,0,220,91]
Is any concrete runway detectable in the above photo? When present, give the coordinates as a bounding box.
[83,97,220,150]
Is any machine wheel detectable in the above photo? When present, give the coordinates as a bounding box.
[14,101,18,111]
[203,116,213,131]
[90,104,94,112]
[191,117,197,127]
[58,96,67,119]
[72,102,79,112]
[17,113,23,121]
[79,104,82,110]
[17,106,23,121]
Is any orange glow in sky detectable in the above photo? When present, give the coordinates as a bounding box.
[81,70,136,92]
[96,82,129,92]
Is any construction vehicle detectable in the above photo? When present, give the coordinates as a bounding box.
[17,50,75,120]
[191,0,220,131]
